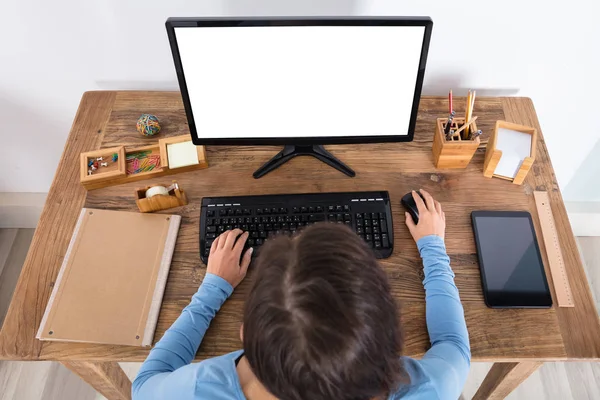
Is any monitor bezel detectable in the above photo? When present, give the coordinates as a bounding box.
[165,17,433,146]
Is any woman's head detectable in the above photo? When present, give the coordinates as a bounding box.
[242,223,405,400]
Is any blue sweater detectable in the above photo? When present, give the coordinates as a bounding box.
[133,235,471,399]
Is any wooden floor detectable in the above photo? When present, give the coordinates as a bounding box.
[0,229,599,400]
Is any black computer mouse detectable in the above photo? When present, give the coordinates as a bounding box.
[401,191,425,224]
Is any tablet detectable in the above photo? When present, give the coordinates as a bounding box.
[471,211,552,308]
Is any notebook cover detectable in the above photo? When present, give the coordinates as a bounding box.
[36,208,181,347]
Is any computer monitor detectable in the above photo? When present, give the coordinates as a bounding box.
[166,17,433,178]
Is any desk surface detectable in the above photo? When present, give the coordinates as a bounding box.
[1,92,599,363]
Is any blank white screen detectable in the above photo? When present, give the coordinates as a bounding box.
[174,26,425,139]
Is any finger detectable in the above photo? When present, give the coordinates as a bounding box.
[420,189,436,212]
[434,200,443,215]
[218,230,230,249]
[233,231,249,257]
[224,229,244,249]
[240,247,253,275]
[210,236,220,253]
[442,211,446,221]
[412,190,427,214]
[405,212,416,230]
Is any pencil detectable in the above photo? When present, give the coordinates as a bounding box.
[449,90,453,114]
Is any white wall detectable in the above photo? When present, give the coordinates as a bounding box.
[2,0,599,198]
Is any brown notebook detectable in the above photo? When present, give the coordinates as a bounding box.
[36,208,181,347]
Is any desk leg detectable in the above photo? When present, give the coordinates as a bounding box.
[62,361,131,400]
[473,362,543,400]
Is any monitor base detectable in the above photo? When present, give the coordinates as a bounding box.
[253,145,356,179]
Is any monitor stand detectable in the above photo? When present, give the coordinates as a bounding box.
[253,145,356,179]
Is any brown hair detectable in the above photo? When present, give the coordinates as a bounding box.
[243,223,406,400]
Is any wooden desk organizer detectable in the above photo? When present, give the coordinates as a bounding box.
[432,117,481,168]
[483,120,537,185]
[135,181,188,213]
[80,135,208,190]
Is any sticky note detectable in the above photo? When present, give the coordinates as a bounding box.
[167,141,199,169]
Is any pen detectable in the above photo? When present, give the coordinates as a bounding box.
[449,90,453,114]
[444,111,456,137]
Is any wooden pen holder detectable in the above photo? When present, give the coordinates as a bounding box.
[135,181,188,213]
[432,117,481,168]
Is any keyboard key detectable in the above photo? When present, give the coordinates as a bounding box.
[335,205,342,212]
[244,209,251,215]
[300,207,308,213]
[207,226,216,233]
[235,209,242,216]
[252,217,260,223]
[344,221,352,226]
[251,231,259,238]
[234,224,241,229]
[259,231,267,238]
[344,213,351,221]
[242,224,249,231]
[256,238,264,245]
[277,216,285,222]
[328,214,335,221]
[248,239,255,246]
[227,209,234,216]
[316,206,324,212]
[356,213,363,219]
[269,216,277,223]
[374,234,381,241]
[273,223,281,229]
[236,217,244,224]
[328,205,335,212]
[336,214,343,221]
[375,241,382,249]
[271,207,278,214]
[249,224,257,231]
[380,219,387,233]
[290,223,297,229]
[219,209,227,216]
[364,219,372,226]
[308,206,315,213]
[206,233,216,239]
[373,226,380,234]
[207,210,215,217]
[218,226,225,233]
[344,205,350,212]
[310,214,326,222]
[365,227,372,234]
[282,223,289,230]
[285,216,292,222]
[265,224,272,230]
[279,207,287,213]
[263,208,270,214]
[301,215,309,222]
[225,225,233,230]
[293,207,300,213]
[356,219,364,227]
[257,209,263,215]
[381,234,389,248]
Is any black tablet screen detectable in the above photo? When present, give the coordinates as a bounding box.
[472,211,552,308]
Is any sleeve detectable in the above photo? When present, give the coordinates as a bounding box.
[132,273,233,399]
[417,235,471,399]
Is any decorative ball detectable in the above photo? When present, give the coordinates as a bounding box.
[136,114,161,137]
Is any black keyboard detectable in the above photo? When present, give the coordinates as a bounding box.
[199,191,394,263]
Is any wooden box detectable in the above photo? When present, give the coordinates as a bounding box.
[432,117,481,168]
[483,120,537,185]
[135,181,188,213]
[80,135,208,190]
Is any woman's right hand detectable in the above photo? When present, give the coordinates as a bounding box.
[404,189,446,243]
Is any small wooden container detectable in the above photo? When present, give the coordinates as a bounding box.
[79,135,208,190]
[135,181,188,213]
[432,117,481,168]
[483,120,537,185]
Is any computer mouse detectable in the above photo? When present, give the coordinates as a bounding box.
[401,191,425,224]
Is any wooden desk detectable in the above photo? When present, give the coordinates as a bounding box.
[1,92,599,400]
